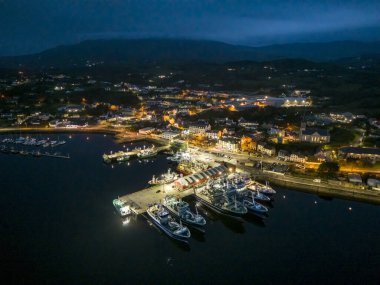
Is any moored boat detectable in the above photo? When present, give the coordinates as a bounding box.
[148,168,179,185]
[137,147,157,159]
[113,199,132,217]
[251,181,276,196]
[241,192,268,214]
[247,185,272,202]
[194,186,247,219]
[163,195,206,231]
[146,204,191,242]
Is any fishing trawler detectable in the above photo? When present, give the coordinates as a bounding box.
[247,185,272,202]
[251,181,276,196]
[163,196,206,231]
[194,182,247,218]
[148,169,179,185]
[146,204,191,242]
[241,192,268,214]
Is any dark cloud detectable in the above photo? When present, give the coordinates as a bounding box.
[0,0,379,55]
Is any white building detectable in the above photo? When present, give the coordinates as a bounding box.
[160,131,180,140]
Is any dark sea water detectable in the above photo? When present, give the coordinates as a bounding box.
[1,134,379,285]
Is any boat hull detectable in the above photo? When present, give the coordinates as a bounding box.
[194,194,245,220]
[146,211,190,242]
[162,205,206,233]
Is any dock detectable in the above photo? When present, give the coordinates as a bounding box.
[103,145,170,162]
[118,183,194,214]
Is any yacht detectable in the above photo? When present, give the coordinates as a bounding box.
[146,204,191,242]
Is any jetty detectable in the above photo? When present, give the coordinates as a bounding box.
[118,183,194,214]
[103,145,170,163]
[116,164,229,214]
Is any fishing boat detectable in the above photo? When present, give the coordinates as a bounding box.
[250,181,276,196]
[32,151,42,157]
[137,147,157,159]
[19,150,28,156]
[194,184,247,219]
[103,151,129,163]
[241,192,268,214]
[163,196,206,231]
[148,168,179,185]
[116,155,130,162]
[146,204,191,242]
[113,199,132,217]
[247,185,272,202]
[1,146,10,154]
[10,148,19,154]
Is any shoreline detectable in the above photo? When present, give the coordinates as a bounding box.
[2,127,379,206]
[0,126,119,135]
[254,171,380,206]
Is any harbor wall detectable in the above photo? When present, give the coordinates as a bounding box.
[261,172,380,205]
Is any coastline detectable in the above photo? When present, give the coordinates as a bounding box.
[253,170,380,205]
[1,127,379,206]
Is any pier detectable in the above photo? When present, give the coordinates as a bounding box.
[118,183,194,214]
[103,145,170,162]
[116,164,229,214]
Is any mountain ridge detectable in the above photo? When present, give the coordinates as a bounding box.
[0,39,379,69]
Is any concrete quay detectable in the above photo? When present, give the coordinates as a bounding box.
[118,183,193,214]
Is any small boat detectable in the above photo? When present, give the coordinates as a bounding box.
[137,147,157,159]
[163,196,206,231]
[10,148,19,154]
[19,150,28,155]
[52,140,66,147]
[32,151,42,157]
[116,155,130,162]
[15,137,26,144]
[113,199,132,217]
[42,142,51,148]
[146,204,191,242]
[1,146,10,154]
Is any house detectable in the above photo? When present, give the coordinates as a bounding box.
[278,150,289,160]
[257,142,276,156]
[160,131,180,140]
[299,126,330,144]
[205,130,219,140]
[348,173,362,184]
[238,117,259,130]
[188,122,211,134]
[288,153,307,164]
[217,137,240,152]
[339,147,380,162]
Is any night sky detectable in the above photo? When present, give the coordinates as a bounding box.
[0,0,379,55]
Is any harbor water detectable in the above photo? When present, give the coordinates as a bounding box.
[1,134,379,284]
